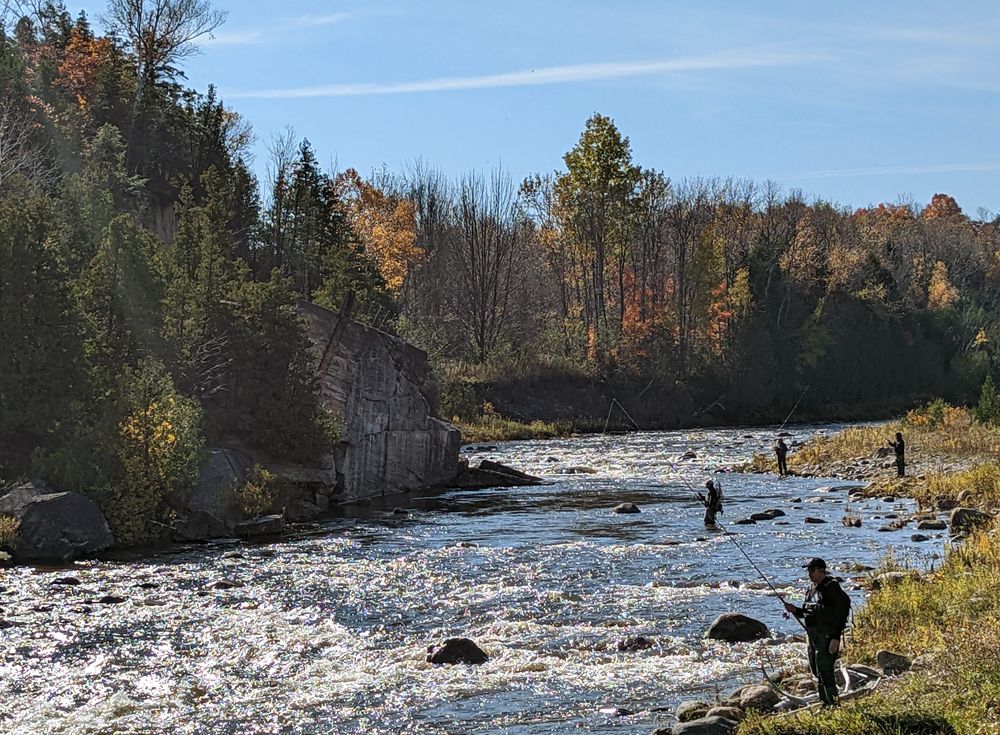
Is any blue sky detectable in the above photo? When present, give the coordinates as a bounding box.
[71,1,999,214]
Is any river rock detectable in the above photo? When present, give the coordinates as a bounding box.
[749,512,773,521]
[949,507,994,535]
[233,514,284,537]
[762,508,786,517]
[911,534,930,542]
[733,518,756,525]
[675,700,711,722]
[937,497,959,511]
[683,451,698,459]
[705,613,770,642]
[803,517,827,523]
[705,706,743,722]
[426,637,488,665]
[617,635,655,652]
[876,650,911,675]
[669,715,737,735]
[0,480,114,562]
[917,519,947,530]
[50,576,81,586]
[738,684,779,712]
[96,595,126,604]
[868,571,913,590]
[882,496,895,502]
[613,503,641,514]
[207,579,244,590]
[174,510,231,541]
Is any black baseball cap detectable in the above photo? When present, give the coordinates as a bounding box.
[803,557,826,570]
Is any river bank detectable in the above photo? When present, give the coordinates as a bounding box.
[735,406,1000,735]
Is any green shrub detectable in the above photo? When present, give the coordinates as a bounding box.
[973,374,1000,425]
[109,359,205,545]
[235,465,276,517]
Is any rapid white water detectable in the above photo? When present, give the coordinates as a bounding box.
[0,424,939,733]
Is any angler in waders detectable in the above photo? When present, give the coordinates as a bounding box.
[783,558,851,707]
[774,437,789,477]
[697,480,724,527]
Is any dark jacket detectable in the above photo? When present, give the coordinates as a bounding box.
[793,575,851,637]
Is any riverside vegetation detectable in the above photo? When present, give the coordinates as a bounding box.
[740,397,1000,735]
[6,2,1000,493]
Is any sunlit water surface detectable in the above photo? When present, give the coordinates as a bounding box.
[0,425,941,734]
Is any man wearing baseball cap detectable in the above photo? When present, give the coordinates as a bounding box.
[784,557,852,707]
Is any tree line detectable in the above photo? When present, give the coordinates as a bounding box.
[2,2,999,540]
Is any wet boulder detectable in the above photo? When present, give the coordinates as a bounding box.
[234,514,284,537]
[917,519,947,531]
[910,534,930,542]
[949,507,994,536]
[670,715,738,735]
[613,503,641,514]
[803,517,827,524]
[705,706,743,722]
[427,637,488,665]
[705,613,770,642]
[733,518,756,525]
[675,700,711,722]
[0,480,114,562]
[617,635,655,652]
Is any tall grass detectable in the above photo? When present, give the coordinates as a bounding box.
[0,515,19,550]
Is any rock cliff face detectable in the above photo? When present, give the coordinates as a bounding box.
[298,300,460,500]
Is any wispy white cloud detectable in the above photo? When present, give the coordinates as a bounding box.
[786,162,1000,180]
[205,11,355,46]
[228,48,829,99]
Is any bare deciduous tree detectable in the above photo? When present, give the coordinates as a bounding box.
[103,0,227,137]
[0,100,58,193]
[453,169,523,362]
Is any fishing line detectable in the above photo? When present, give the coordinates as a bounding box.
[671,463,806,629]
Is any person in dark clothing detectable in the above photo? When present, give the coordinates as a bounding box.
[784,557,851,707]
[888,432,905,477]
[774,438,789,477]
[697,480,724,526]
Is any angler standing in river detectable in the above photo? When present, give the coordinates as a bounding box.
[774,437,789,477]
[784,558,851,707]
[697,480,724,527]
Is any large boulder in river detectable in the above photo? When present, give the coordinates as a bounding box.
[705,613,770,642]
[949,507,994,536]
[0,480,114,562]
[426,637,488,665]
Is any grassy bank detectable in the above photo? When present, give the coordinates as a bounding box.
[740,406,1000,735]
[740,520,1000,735]
[454,414,573,443]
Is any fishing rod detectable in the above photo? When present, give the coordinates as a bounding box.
[673,467,806,629]
[777,385,810,433]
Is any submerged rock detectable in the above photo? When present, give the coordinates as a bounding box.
[426,637,488,665]
[617,635,655,652]
[613,503,641,514]
[705,613,769,642]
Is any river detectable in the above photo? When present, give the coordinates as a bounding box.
[0,424,941,734]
